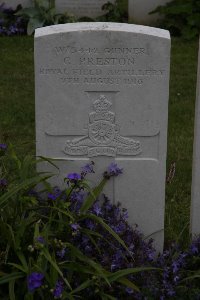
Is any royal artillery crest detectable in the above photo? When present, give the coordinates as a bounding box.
[64,95,142,157]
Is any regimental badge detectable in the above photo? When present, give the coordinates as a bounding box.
[63,95,142,157]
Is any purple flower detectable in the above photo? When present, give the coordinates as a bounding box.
[53,280,64,298]
[173,275,179,283]
[48,187,61,201]
[146,248,156,261]
[81,162,94,174]
[0,178,7,188]
[167,288,176,297]
[113,222,126,234]
[36,236,45,244]
[81,235,89,246]
[70,191,84,203]
[190,238,200,255]
[27,272,44,292]
[70,223,80,231]
[107,162,123,177]
[92,202,102,216]
[104,201,112,211]
[111,263,117,271]
[66,173,81,181]
[85,220,95,230]
[57,248,66,259]
[122,209,128,220]
[172,260,179,273]
[125,287,134,294]
[0,143,7,150]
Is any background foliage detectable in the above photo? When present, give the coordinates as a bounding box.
[151,0,200,39]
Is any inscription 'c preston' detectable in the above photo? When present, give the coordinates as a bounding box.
[78,57,135,66]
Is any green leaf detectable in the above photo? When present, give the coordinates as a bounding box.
[6,223,16,248]
[70,279,92,295]
[116,277,139,292]
[59,262,94,275]
[9,279,16,300]
[0,272,24,285]
[37,156,60,171]
[108,267,158,282]
[34,222,40,241]
[180,274,200,282]
[66,243,110,286]
[15,7,39,17]
[20,155,37,181]
[39,0,51,10]
[82,214,131,256]
[100,293,116,300]
[0,175,49,209]
[41,248,72,290]
[81,229,102,254]
[45,206,74,220]
[27,17,45,35]
[24,293,34,300]
[9,146,21,170]
[16,252,28,273]
[8,263,27,273]
[80,178,107,213]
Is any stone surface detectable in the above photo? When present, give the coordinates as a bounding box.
[2,0,114,17]
[1,0,31,8]
[129,0,169,25]
[191,39,200,236]
[56,0,115,17]
[35,23,170,251]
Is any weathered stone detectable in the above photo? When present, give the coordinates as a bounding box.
[2,0,114,18]
[56,0,115,17]
[191,39,200,237]
[35,23,170,251]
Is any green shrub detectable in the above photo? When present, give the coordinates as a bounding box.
[150,0,200,39]
[15,0,77,35]
[96,0,128,23]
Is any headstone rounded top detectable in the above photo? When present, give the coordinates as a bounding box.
[35,22,170,40]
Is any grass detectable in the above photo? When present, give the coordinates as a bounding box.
[0,36,199,247]
[0,37,35,154]
[165,38,199,246]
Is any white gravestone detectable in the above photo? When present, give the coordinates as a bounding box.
[35,23,170,251]
[2,0,114,18]
[191,39,200,237]
[56,0,115,17]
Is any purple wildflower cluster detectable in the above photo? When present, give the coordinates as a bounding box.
[66,162,94,184]
[62,190,157,298]
[133,238,200,299]
[23,162,200,299]
[53,280,64,298]
[0,4,26,36]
